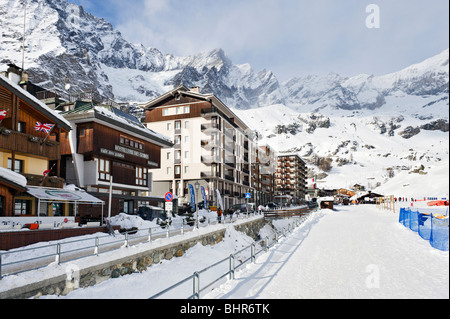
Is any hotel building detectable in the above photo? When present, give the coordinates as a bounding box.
[276,153,307,201]
[144,86,259,210]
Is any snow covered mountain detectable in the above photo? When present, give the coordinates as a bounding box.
[1,0,448,194]
[1,0,448,110]
[0,0,282,107]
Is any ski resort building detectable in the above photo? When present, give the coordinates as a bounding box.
[144,86,271,210]
[275,153,307,201]
[56,100,173,220]
[0,66,72,219]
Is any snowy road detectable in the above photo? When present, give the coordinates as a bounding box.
[204,205,449,299]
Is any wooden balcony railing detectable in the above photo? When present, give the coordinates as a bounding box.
[23,174,65,189]
[0,130,61,160]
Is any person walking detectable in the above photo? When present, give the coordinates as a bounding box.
[217,208,223,223]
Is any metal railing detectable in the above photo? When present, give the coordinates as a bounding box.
[149,215,309,299]
[0,212,262,280]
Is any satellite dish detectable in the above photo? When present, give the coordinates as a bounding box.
[65,83,71,91]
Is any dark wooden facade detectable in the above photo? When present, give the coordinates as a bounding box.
[145,98,211,123]
[0,178,26,217]
[58,103,172,220]
[0,77,71,173]
[1,75,71,218]
[75,122,161,168]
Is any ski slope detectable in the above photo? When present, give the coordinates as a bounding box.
[204,205,449,299]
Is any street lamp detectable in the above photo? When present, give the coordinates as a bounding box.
[194,181,200,229]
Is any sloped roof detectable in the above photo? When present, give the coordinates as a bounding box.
[59,101,173,147]
[0,75,71,132]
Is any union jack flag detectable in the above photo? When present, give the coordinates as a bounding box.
[34,121,54,134]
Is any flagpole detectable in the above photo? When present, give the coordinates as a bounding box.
[40,162,56,186]
[39,124,55,145]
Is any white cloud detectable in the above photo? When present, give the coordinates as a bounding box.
[75,0,449,81]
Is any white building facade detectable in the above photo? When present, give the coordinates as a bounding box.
[144,86,260,210]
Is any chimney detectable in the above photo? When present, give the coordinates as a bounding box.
[190,86,200,93]
[6,63,22,84]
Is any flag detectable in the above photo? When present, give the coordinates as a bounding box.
[43,163,56,176]
[34,121,54,134]
[0,109,7,121]
[188,184,195,211]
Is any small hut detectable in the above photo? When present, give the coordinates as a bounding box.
[318,196,334,210]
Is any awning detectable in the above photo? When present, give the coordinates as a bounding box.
[27,186,104,204]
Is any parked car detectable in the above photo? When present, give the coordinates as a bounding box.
[265,202,280,209]
[137,206,168,222]
[231,203,255,213]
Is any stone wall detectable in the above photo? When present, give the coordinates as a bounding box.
[1,217,267,299]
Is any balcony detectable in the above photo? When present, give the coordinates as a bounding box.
[23,173,65,188]
[201,122,220,133]
[201,154,221,165]
[0,130,61,160]
[201,139,221,150]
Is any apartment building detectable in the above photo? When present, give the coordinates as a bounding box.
[254,145,277,204]
[144,86,258,210]
[276,153,307,201]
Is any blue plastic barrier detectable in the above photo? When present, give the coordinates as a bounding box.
[399,208,405,225]
[418,213,432,240]
[430,214,449,251]
[409,209,419,232]
[402,208,410,228]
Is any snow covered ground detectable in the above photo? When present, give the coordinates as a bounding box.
[27,202,448,299]
[205,204,448,299]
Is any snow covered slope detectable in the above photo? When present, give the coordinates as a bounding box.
[235,102,449,196]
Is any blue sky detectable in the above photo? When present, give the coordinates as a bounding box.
[70,0,449,81]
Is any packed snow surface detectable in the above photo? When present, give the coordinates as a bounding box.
[31,203,448,299]
[206,205,449,299]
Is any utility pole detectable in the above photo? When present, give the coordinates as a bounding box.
[21,0,27,76]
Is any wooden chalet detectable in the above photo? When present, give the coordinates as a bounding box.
[0,72,72,220]
[58,101,173,221]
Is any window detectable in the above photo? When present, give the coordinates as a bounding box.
[176,107,183,114]
[136,167,148,186]
[97,158,111,181]
[7,159,23,173]
[184,151,189,159]
[175,120,181,130]
[17,122,26,133]
[167,151,171,160]
[162,108,169,116]
[175,165,181,175]
[175,150,181,160]
[174,135,181,145]
[184,136,190,143]
[15,199,30,216]
[184,106,190,114]
[167,167,171,175]
[184,121,189,129]
[184,166,189,174]
[167,123,172,131]
[120,135,144,151]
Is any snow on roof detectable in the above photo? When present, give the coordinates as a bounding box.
[0,74,71,130]
[0,167,27,188]
[94,105,172,145]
